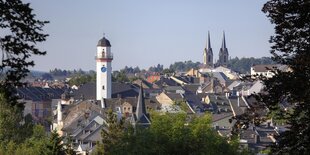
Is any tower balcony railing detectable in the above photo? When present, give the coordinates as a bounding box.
[95,53,113,60]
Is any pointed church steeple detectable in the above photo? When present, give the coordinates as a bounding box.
[132,83,151,126]
[218,31,229,67]
[207,31,212,50]
[136,83,146,120]
[221,31,227,50]
[203,31,213,67]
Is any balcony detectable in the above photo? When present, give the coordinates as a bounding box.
[95,53,113,60]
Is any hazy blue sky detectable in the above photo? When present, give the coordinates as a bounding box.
[27,0,274,71]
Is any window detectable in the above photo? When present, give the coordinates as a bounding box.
[102,85,105,90]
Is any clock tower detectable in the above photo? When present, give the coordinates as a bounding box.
[96,35,113,100]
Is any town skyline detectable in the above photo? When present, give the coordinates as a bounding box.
[26,0,273,72]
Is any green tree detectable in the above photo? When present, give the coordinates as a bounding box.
[0,0,49,88]
[258,0,310,154]
[47,130,65,155]
[112,70,129,83]
[64,136,76,155]
[94,109,127,155]
[0,0,48,147]
[96,112,242,155]
[68,73,95,86]
[0,92,23,144]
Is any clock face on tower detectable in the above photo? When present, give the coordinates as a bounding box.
[101,66,107,73]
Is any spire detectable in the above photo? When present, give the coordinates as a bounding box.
[221,31,226,49]
[136,83,146,120]
[206,31,211,49]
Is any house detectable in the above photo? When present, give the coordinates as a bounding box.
[251,64,290,78]
[203,94,234,130]
[239,125,276,152]
[197,78,224,94]
[16,86,64,120]
[156,92,184,113]
[147,73,161,83]
[213,66,239,80]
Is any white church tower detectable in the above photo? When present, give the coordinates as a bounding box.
[96,35,113,100]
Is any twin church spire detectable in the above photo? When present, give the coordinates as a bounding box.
[203,31,229,67]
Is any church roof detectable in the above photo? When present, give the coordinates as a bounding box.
[97,37,111,47]
[136,83,147,121]
[221,31,227,50]
[204,31,213,55]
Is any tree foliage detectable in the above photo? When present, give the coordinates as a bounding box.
[95,111,242,155]
[0,92,23,144]
[0,0,49,89]
[169,60,201,72]
[94,109,127,155]
[0,0,48,147]
[0,125,72,155]
[68,73,96,86]
[257,0,310,154]
[112,70,129,83]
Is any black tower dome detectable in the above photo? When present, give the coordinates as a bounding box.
[97,37,111,47]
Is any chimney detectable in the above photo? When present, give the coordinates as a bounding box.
[254,134,260,144]
[57,101,62,124]
[101,98,106,109]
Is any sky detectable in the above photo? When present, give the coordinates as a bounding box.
[26,0,274,72]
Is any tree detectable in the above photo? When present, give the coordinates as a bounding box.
[64,136,76,155]
[112,70,129,83]
[94,109,127,155]
[47,130,65,155]
[0,0,48,146]
[95,112,242,155]
[255,0,309,154]
[0,92,23,144]
[0,0,49,88]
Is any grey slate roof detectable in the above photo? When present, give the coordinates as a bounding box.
[136,85,147,121]
[182,90,205,113]
[72,82,139,100]
[133,85,151,125]
[183,84,200,94]
[213,72,228,84]
[229,97,248,116]
[17,87,64,101]
[154,77,179,87]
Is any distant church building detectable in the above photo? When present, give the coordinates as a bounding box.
[203,31,229,68]
[203,32,213,67]
[218,32,229,67]
[96,35,113,100]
